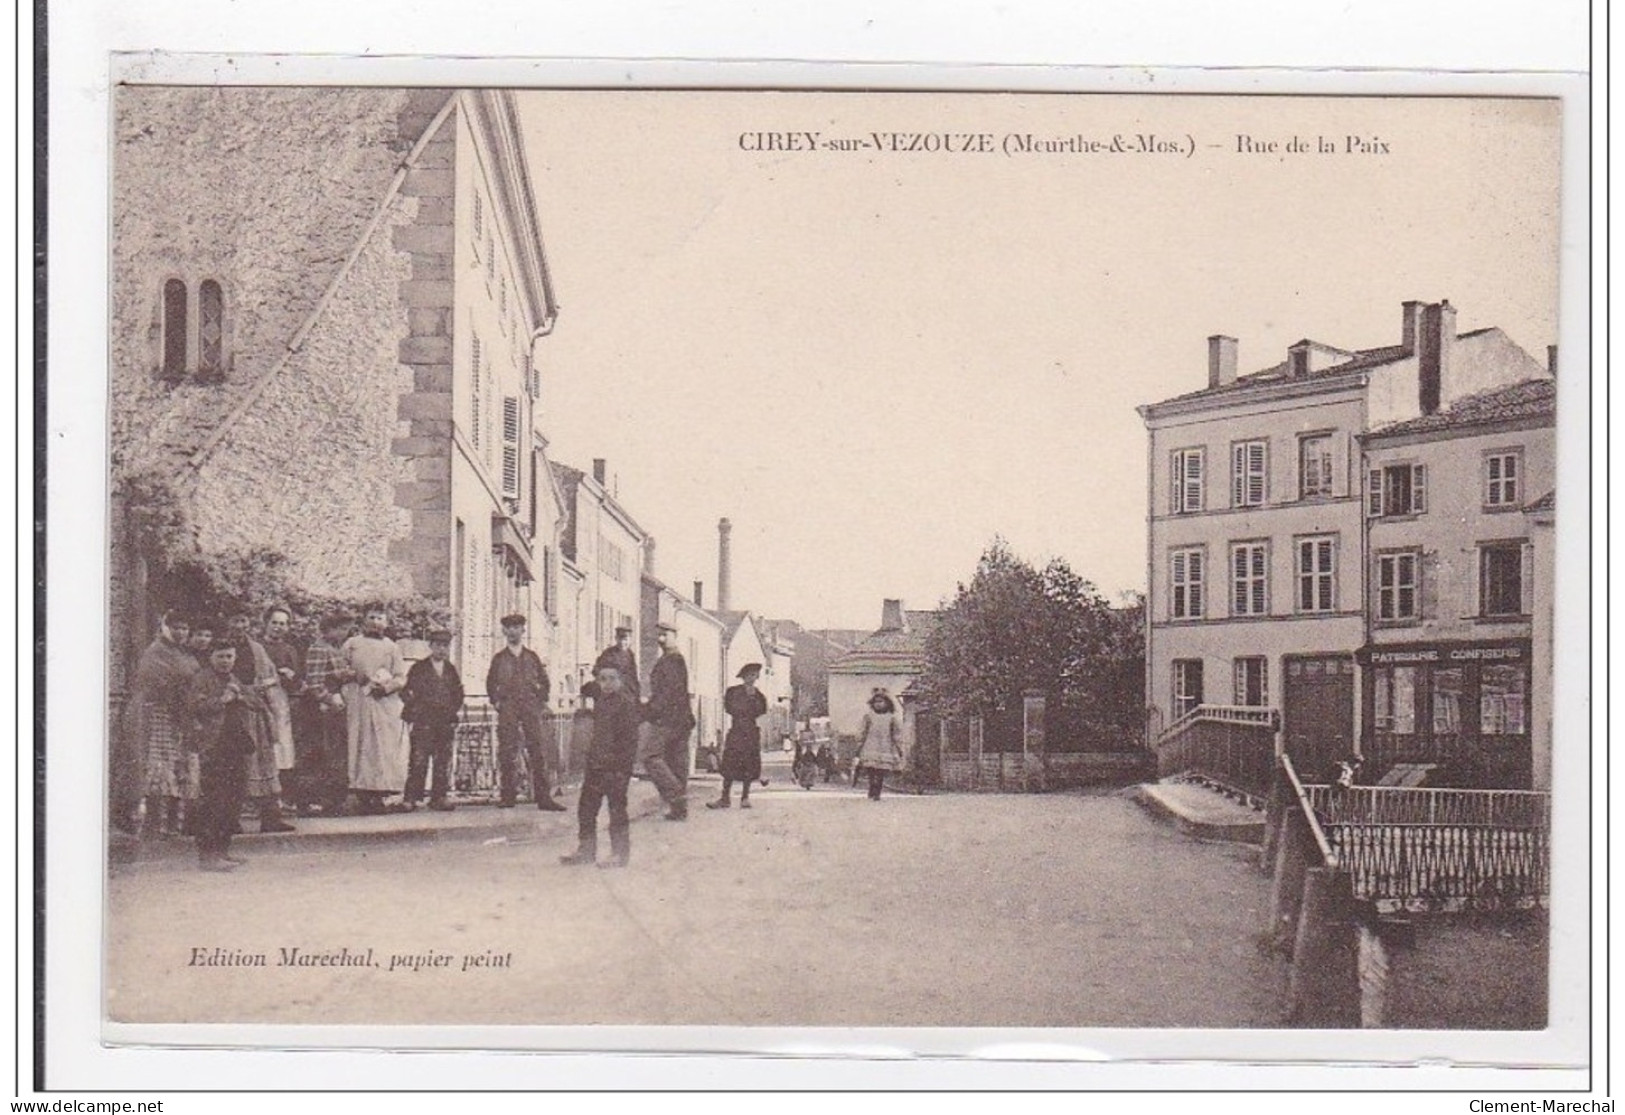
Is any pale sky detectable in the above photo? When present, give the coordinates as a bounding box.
[519,92,1562,630]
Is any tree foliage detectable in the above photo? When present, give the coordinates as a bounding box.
[922,538,1145,747]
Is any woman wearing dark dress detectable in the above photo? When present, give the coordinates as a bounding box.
[708,663,767,810]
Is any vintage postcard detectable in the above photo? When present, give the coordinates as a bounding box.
[88,68,1587,1076]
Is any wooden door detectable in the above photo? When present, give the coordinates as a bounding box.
[1282,653,1356,782]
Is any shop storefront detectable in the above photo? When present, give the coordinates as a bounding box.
[1357,638,1532,789]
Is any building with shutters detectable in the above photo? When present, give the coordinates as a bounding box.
[1138,300,1551,784]
[551,459,648,699]
[1357,378,1555,789]
[108,88,566,700]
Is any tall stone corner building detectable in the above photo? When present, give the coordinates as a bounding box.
[109,87,566,700]
[1138,300,1554,789]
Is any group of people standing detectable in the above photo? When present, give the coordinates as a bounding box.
[118,604,909,874]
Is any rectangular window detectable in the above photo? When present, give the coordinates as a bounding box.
[1432,667,1464,739]
[1230,541,1267,617]
[1233,657,1267,707]
[1480,664,1528,735]
[1479,541,1529,616]
[1373,665,1418,734]
[500,396,521,499]
[1375,551,1420,622]
[1298,434,1335,499]
[1296,535,1336,613]
[1170,447,1204,514]
[1231,439,1267,508]
[1170,547,1205,619]
[1368,463,1427,517]
[1485,451,1522,508]
[1172,659,1203,719]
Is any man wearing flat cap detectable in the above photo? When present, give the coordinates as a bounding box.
[593,625,640,700]
[485,613,566,811]
[401,629,464,811]
[640,620,696,820]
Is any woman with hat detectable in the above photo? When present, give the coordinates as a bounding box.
[708,663,768,810]
[855,688,905,800]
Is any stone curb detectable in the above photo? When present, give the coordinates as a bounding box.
[109,794,669,872]
[1129,783,1265,845]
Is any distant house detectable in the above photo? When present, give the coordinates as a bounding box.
[552,458,647,699]
[827,600,941,740]
[108,88,561,699]
[771,621,869,719]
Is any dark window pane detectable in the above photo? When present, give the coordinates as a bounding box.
[161,279,187,380]
[197,280,224,381]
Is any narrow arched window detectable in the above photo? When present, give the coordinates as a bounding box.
[161,279,188,382]
[196,279,225,383]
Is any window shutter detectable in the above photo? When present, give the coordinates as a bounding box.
[470,336,483,452]
[1411,464,1427,514]
[1420,550,1439,620]
[1187,449,1204,512]
[501,396,521,499]
[1520,542,1534,615]
[1330,433,1347,498]
[1367,469,1383,516]
[1232,444,1245,507]
[1248,442,1266,506]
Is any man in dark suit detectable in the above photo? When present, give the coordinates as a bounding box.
[642,621,696,821]
[485,614,566,811]
[593,625,639,699]
[561,663,641,868]
[401,629,464,811]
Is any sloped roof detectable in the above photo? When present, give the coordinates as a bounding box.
[1367,378,1555,439]
[1525,490,1555,514]
[1150,343,1410,409]
[829,610,941,675]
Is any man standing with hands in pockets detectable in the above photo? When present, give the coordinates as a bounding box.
[486,614,567,811]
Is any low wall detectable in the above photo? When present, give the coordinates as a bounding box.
[939,751,1150,792]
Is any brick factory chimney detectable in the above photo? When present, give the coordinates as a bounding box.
[1207,335,1237,388]
[717,518,733,612]
[592,458,607,485]
[880,598,905,631]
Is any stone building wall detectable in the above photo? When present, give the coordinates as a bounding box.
[110,86,423,476]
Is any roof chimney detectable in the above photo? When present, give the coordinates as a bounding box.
[1547,344,1558,376]
[642,534,656,576]
[880,599,905,631]
[693,580,704,608]
[591,458,607,485]
[1207,335,1238,388]
[1401,300,1425,352]
[717,518,733,612]
[1417,300,1455,415]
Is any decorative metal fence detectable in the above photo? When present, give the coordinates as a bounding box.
[451,703,580,803]
[1155,704,1278,805]
[1302,784,1551,913]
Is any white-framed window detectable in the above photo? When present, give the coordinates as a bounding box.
[1172,659,1203,719]
[1479,540,1532,617]
[1233,657,1268,707]
[1485,451,1522,508]
[1230,541,1268,617]
[1375,550,1421,622]
[1231,439,1267,508]
[1170,447,1205,514]
[1170,546,1205,619]
[1367,463,1427,516]
[1295,535,1337,613]
[1298,433,1335,498]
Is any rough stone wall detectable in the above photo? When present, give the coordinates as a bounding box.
[110,87,426,476]
[188,191,422,601]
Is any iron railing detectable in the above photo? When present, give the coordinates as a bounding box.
[451,702,579,802]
